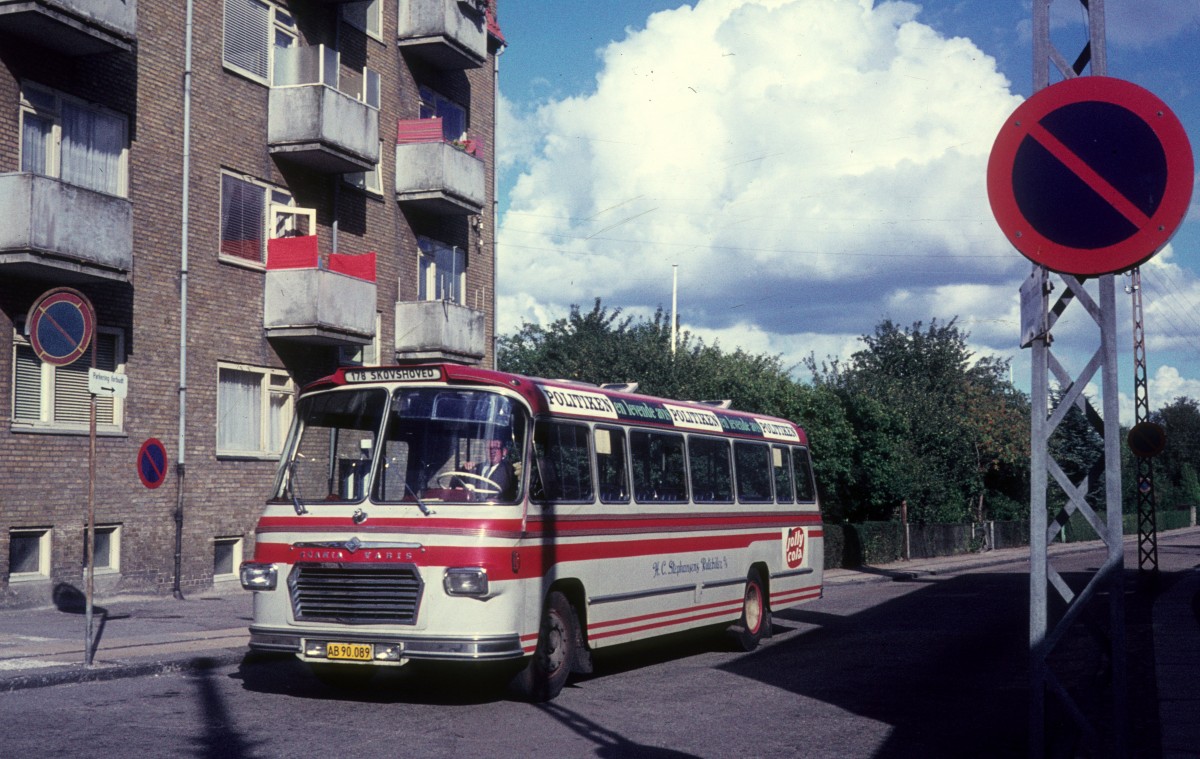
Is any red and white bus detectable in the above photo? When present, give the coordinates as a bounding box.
[241,363,823,700]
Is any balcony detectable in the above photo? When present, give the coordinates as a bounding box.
[264,236,377,346]
[397,0,487,70]
[0,0,135,55]
[395,118,486,215]
[269,46,380,174]
[395,300,486,363]
[0,173,132,283]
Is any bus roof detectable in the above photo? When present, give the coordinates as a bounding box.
[306,364,808,445]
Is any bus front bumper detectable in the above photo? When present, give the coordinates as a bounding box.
[248,626,526,663]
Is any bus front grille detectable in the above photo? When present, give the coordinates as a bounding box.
[288,563,423,625]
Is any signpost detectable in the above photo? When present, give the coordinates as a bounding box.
[987,76,1193,276]
[27,288,104,666]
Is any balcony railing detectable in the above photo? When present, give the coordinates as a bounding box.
[0,0,136,55]
[269,45,380,174]
[395,300,486,364]
[395,118,486,215]
[0,172,132,283]
[264,236,377,346]
[397,0,487,70]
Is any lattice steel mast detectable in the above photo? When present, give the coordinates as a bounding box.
[1028,1,1127,756]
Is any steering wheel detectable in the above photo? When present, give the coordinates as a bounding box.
[434,470,500,495]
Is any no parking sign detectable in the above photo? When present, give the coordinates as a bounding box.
[987,76,1193,275]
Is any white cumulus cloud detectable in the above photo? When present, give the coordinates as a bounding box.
[498,0,1033,370]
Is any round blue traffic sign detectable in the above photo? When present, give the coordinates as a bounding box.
[987,77,1193,276]
[27,288,96,366]
[138,438,169,489]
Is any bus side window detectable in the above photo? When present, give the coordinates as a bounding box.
[734,441,772,503]
[792,447,817,502]
[772,445,794,504]
[630,430,687,503]
[533,421,593,502]
[595,426,629,504]
[688,435,732,503]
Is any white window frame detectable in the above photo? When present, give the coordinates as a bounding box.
[342,0,383,41]
[418,238,466,304]
[339,312,382,367]
[213,536,244,579]
[19,82,129,198]
[344,140,384,196]
[8,528,51,580]
[12,326,126,434]
[85,524,122,574]
[223,0,297,85]
[217,362,295,458]
[220,171,308,268]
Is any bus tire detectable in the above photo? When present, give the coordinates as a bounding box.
[732,569,770,652]
[509,591,578,702]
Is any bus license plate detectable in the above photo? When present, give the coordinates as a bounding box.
[327,642,373,661]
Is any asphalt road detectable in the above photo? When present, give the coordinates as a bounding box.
[2,543,1188,759]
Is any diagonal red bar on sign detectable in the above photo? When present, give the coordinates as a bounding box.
[1028,121,1152,229]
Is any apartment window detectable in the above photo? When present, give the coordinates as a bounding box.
[8,528,50,579]
[19,83,128,197]
[223,0,296,83]
[217,363,294,457]
[418,238,465,304]
[345,140,384,196]
[214,537,243,578]
[220,172,309,265]
[342,0,382,40]
[13,327,125,433]
[83,524,121,573]
[339,312,382,367]
[419,86,467,141]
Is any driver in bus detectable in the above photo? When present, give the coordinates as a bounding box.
[463,437,514,501]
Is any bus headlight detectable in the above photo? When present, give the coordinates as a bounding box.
[240,562,277,591]
[444,567,489,597]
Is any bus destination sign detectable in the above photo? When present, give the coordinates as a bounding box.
[344,367,442,384]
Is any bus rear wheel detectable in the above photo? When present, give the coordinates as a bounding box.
[509,591,579,702]
[732,569,770,652]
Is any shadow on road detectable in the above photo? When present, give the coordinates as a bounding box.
[189,658,262,759]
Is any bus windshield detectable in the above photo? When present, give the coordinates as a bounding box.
[278,386,527,506]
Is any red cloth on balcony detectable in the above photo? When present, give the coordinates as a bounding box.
[328,252,377,282]
[266,236,319,270]
[397,117,444,144]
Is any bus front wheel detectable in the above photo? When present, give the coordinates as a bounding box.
[509,591,579,702]
[732,569,770,652]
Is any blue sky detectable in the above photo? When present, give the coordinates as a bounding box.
[493,0,1200,421]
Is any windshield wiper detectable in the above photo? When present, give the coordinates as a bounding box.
[404,479,434,517]
[287,461,308,516]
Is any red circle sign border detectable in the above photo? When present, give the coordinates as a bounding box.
[137,438,169,489]
[987,76,1194,276]
[27,287,96,367]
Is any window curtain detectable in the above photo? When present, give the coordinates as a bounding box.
[219,369,262,452]
[221,175,266,262]
[20,113,51,175]
[61,102,124,195]
[224,0,271,79]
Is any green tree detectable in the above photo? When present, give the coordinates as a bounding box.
[808,319,1028,523]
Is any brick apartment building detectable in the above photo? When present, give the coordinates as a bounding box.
[0,0,504,607]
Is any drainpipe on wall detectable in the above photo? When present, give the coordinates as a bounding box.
[174,0,195,601]
[492,43,503,368]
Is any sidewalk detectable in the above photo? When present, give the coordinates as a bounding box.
[1,531,1196,757]
[0,582,251,692]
